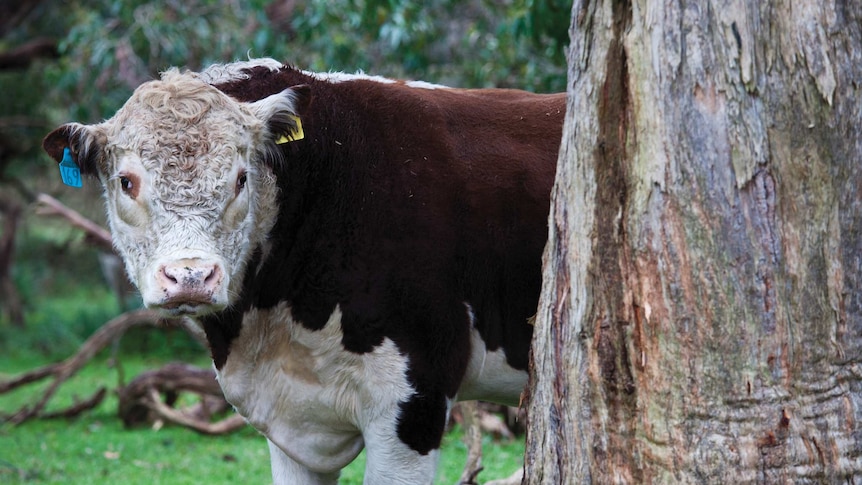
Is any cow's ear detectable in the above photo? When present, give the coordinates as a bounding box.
[248,85,312,144]
[42,123,106,176]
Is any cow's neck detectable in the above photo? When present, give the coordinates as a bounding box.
[199,79,352,368]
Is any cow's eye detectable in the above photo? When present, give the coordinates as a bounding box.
[236,172,247,194]
[117,173,140,198]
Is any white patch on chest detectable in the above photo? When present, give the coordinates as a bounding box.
[216,303,415,473]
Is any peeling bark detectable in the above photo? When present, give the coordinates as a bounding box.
[527,0,862,482]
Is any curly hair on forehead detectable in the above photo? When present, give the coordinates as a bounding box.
[114,68,260,129]
[104,69,264,166]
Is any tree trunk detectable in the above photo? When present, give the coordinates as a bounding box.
[526,0,862,483]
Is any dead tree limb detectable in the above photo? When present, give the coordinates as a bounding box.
[117,362,244,436]
[0,361,61,393]
[35,193,113,253]
[451,401,526,485]
[40,388,107,419]
[483,468,525,485]
[0,309,172,424]
[457,400,484,485]
[145,388,245,435]
[3,194,224,432]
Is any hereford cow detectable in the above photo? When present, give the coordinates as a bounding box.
[43,59,565,484]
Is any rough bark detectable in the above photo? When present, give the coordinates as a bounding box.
[527,0,862,483]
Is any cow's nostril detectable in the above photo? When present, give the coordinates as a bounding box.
[204,265,221,287]
[159,259,223,296]
[162,267,179,285]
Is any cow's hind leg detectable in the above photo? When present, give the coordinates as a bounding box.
[268,440,340,485]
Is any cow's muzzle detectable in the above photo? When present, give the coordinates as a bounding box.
[150,258,227,316]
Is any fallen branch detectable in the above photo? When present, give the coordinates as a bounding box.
[40,388,107,419]
[35,193,113,252]
[146,388,246,435]
[0,309,173,424]
[6,193,229,433]
[0,362,62,393]
[483,468,525,485]
[118,362,244,435]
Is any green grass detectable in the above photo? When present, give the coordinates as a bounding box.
[0,415,271,484]
[0,351,524,484]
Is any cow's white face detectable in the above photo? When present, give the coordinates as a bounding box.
[44,69,308,317]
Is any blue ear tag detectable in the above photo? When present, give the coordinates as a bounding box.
[59,147,82,188]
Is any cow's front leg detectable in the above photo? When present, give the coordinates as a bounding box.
[268,439,340,485]
[362,432,441,485]
[361,395,451,484]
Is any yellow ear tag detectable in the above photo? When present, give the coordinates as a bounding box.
[276,115,304,144]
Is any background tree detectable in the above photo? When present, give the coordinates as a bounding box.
[527,0,862,481]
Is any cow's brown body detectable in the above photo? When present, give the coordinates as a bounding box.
[44,59,565,484]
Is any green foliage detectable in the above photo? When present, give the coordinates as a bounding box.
[1,287,116,356]
[28,0,570,124]
[0,215,112,355]
[290,0,568,91]
[48,0,290,122]
[526,0,572,46]
[2,0,571,189]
